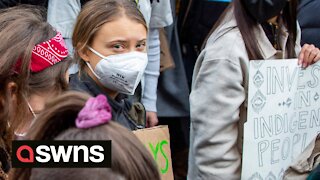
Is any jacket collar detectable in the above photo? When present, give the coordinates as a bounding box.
[255,18,289,59]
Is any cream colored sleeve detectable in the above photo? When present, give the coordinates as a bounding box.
[188,56,245,179]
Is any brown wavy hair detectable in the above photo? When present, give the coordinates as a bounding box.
[0,5,71,133]
[13,91,160,180]
[72,0,147,72]
[0,5,71,174]
[0,6,47,174]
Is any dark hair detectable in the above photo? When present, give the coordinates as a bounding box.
[205,0,298,60]
[13,91,160,180]
[72,0,147,71]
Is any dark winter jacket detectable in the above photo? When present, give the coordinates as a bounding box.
[178,0,230,88]
[69,72,146,130]
[298,0,320,47]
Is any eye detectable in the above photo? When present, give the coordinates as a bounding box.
[136,42,146,51]
[112,43,125,52]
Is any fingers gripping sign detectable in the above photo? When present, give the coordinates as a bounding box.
[299,44,320,68]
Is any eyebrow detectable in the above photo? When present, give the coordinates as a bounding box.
[108,40,127,44]
[138,39,147,43]
[107,39,147,44]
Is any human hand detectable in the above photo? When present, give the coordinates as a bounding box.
[298,44,320,68]
[146,111,158,128]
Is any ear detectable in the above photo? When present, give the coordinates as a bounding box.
[7,82,17,95]
[77,44,91,62]
[7,81,18,101]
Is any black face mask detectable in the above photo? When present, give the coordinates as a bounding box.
[243,0,288,23]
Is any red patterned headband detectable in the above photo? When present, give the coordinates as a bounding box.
[30,31,68,72]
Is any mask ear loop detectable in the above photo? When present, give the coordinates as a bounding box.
[26,99,37,118]
[15,96,37,137]
[85,46,106,80]
[22,94,37,118]
[85,62,102,80]
[87,46,107,59]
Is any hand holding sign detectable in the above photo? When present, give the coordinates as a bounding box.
[242,59,320,179]
[298,44,320,68]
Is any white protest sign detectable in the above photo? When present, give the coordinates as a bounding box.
[241,59,320,179]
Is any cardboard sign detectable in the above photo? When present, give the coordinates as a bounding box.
[133,125,174,180]
[242,59,320,179]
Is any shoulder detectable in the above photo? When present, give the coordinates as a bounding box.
[69,73,85,90]
[69,73,93,95]
[149,0,173,28]
[192,27,250,89]
[198,27,249,73]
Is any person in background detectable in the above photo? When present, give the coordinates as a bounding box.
[47,0,80,74]
[298,0,320,48]
[69,0,148,130]
[154,0,189,178]
[10,7,71,137]
[283,134,320,179]
[134,0,173,127]
[0,0,47,9]
[178,0,231,89]
[0,6,69,178]
[188,0,320,179]
[0,7,35,179]
[18,27,71,137]
[12,92,160,180]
